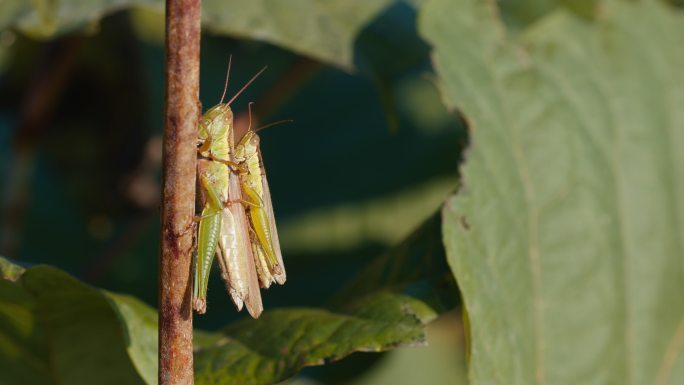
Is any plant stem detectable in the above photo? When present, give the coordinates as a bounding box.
[159,0,201,384]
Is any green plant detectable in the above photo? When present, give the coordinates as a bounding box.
[1,0,683,384]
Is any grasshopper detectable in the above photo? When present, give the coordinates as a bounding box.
[234,106,287,288]
[192,61,267,317]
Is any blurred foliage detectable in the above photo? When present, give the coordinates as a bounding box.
[425,0,684,384]
[0,0,389,69]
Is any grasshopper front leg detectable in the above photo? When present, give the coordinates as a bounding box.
[193,205,221,314]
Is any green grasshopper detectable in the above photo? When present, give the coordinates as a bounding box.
[192,62,267,317]
[234,105,287,288]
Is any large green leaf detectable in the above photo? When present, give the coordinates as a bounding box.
[421,0,684,384]
[0,0,390,69]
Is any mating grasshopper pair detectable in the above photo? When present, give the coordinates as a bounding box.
[192,61,286,318]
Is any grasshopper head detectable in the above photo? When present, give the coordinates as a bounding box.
[233,130,258,161]
[198,103,233,148]
[240,130,260,152]
[203,103,233,123]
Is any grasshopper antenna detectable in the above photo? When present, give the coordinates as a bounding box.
[246,102,292,133]
[226,66,268,107]
[219,54,233,105]
[255,119,294,133]
[248,102,254,131]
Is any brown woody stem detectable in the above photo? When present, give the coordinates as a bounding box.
[159,0,201,384]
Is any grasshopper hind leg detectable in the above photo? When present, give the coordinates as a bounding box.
[192,205,222,314]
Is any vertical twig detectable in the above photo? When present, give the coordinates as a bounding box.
[160,0,201,384]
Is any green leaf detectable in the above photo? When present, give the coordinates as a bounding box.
[0,0,390,69]
[332,213,458,313]
[202,0,392,69]
[0,268,48,385]
[498,0,600,29]
[0,0,163,38]
[345,313,469,385]
[194,214,458,385]
[0,257,149,385]
[0,256,25,281]
[421,0,684,384]
[105,292,159,385]
[195,293,428,385]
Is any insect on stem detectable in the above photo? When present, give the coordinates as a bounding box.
[194,59,287,317]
